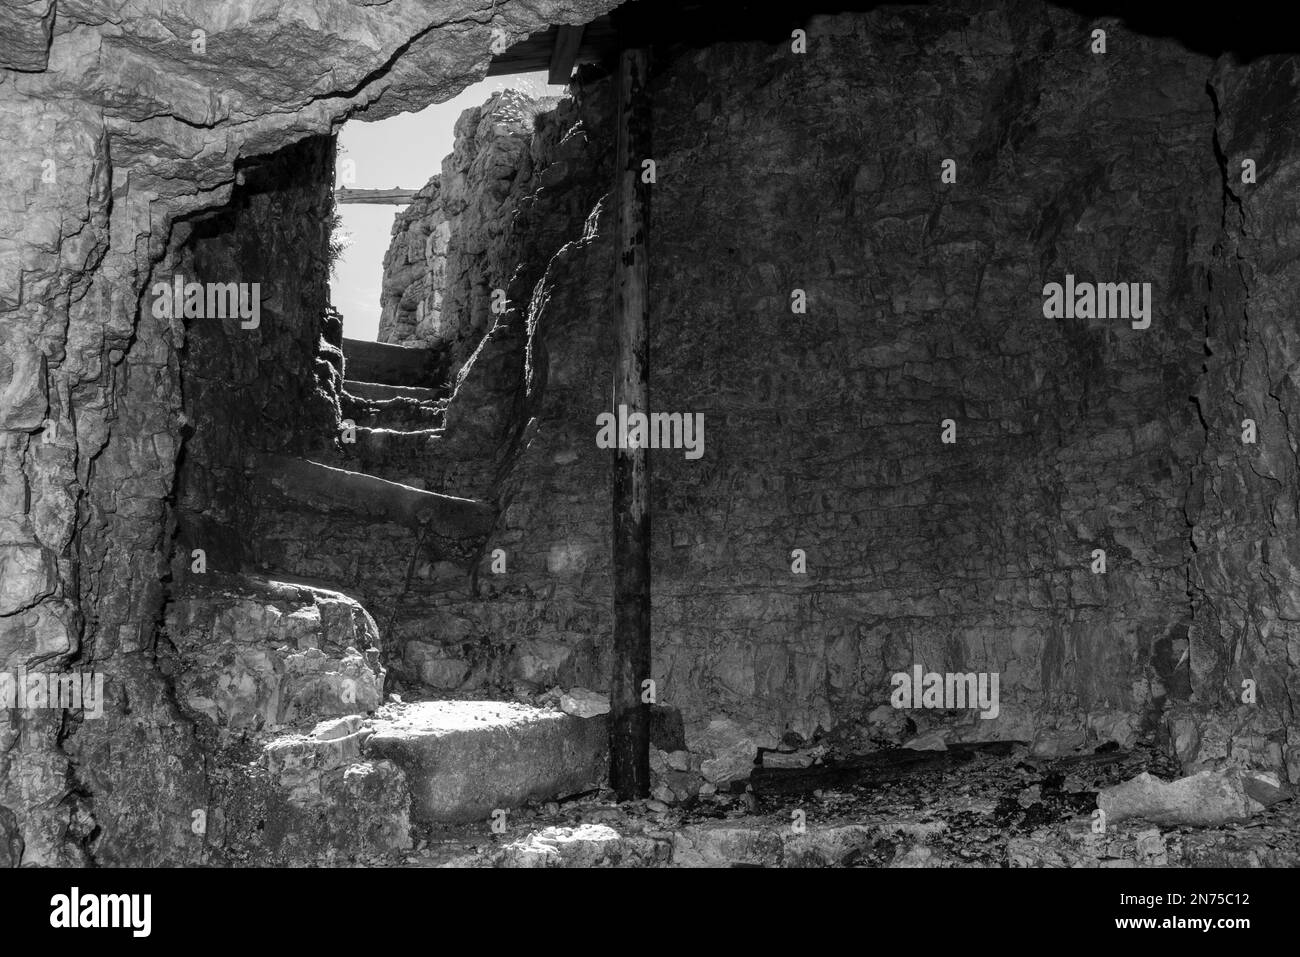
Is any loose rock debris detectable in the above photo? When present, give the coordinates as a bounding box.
[384,742,1299,867]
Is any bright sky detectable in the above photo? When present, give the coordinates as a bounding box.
[331,71,561,342]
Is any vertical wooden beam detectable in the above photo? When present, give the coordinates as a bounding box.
[609,41,652,801]
[548,24,585,85]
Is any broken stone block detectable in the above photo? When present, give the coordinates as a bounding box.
[1098,769,1290,826]
[1135,827,1168,866]
[282,646,383,721]
[166,575,385,731]
[313,714,365,742]
[671,821,785,867]
[404,643,471,690]
[1029,727,1087,758]
[1165,707,1291,780]
[1088,710,1139,749]
[686,717,778,786]
[649,747,703,804]
[763,743,830,767]
[500,824,618,867]
[664,749,691,771]
[260,720,374,800]
[363,700,607,823]
[232,751,412,862]
[233,711,413,862]
[902,730,949,752]
[510,638,575,685]
[560,687,609,717]
[866,702,912,742]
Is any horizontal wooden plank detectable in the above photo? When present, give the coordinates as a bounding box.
[336,187,420,205]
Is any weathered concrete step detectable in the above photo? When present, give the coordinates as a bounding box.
[253,454,494,537]
[344,379,445,403]
[364,701,607,824]
[343,339,437,387]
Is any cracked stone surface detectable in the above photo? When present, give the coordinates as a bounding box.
[2,0,1300,866]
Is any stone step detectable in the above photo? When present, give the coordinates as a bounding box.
[343,379,445,403]
[252,454,494,537]
[324,427,447,487]
[345,403,447,431]
[225,715,413,863]
[363,700,607,824]
[342,338,437,387]
[246,510,478,622]
[342,380,447,432]
[343,401,446,433]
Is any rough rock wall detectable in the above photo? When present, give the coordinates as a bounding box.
[377,90,564,375]
[173,134,341,573]
[373,87,615,506]
[1181,58,1300,783]
[637,7,1216,746]
[376,178,441,350]
[433,7,1292,767]
[0,0,620,866]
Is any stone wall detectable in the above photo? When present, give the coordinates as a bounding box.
[1180,57,1300,783]
[0,0,620,866]
[376,178,441,350]
[3,0,1300,867]
[377,90,566,378]
[172,134,341,574]
[414,8,1294,780]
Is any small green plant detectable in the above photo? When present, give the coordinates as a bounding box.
[326,209,352,277]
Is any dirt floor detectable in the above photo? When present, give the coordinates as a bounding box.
[389,743,1300,868]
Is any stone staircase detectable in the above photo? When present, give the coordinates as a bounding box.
[174,338,610,863]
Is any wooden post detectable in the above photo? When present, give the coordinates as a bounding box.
[609,40,652,800]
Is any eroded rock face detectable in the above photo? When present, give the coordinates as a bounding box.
[0,0,620,865]
[387,8,1300,786]
[1191,57,1300,789]
[378,89,567,370]
[165,575,385,732]
[442,9,1216,748]
[173,134,341,572]
[4,0,1300,866]
[377,178,442,350]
